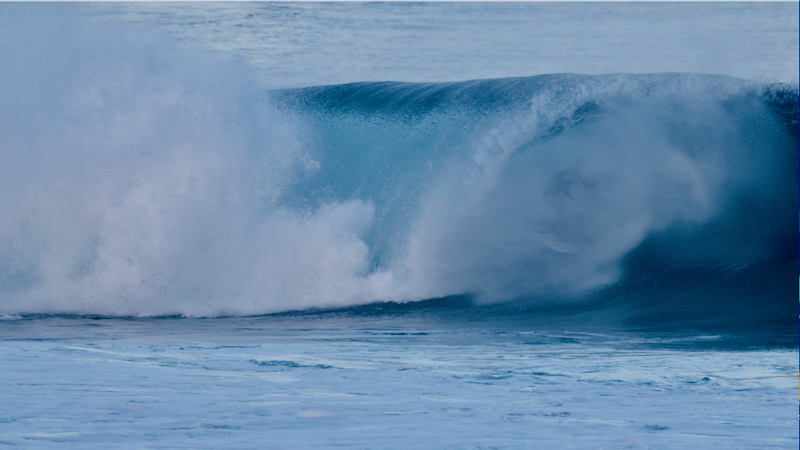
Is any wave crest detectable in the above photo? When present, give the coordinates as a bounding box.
[0,14,796,317]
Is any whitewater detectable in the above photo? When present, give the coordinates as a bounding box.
[0,3,797,449]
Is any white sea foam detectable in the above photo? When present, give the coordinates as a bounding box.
[0,5,795,317]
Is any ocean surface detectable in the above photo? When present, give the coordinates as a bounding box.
[0,3,797,449]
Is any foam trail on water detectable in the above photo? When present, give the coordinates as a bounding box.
[0,8,796,317]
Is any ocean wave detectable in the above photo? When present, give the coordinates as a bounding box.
[0,13,796,325]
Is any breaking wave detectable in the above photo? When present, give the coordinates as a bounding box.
[0,10,796,325]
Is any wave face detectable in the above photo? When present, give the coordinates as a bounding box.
[0,13,797,323]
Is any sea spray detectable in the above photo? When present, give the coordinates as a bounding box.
[0,9,796,317]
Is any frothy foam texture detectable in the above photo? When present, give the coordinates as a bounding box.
[0,10,796,316]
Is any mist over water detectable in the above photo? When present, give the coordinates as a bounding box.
[0,5,796,325]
